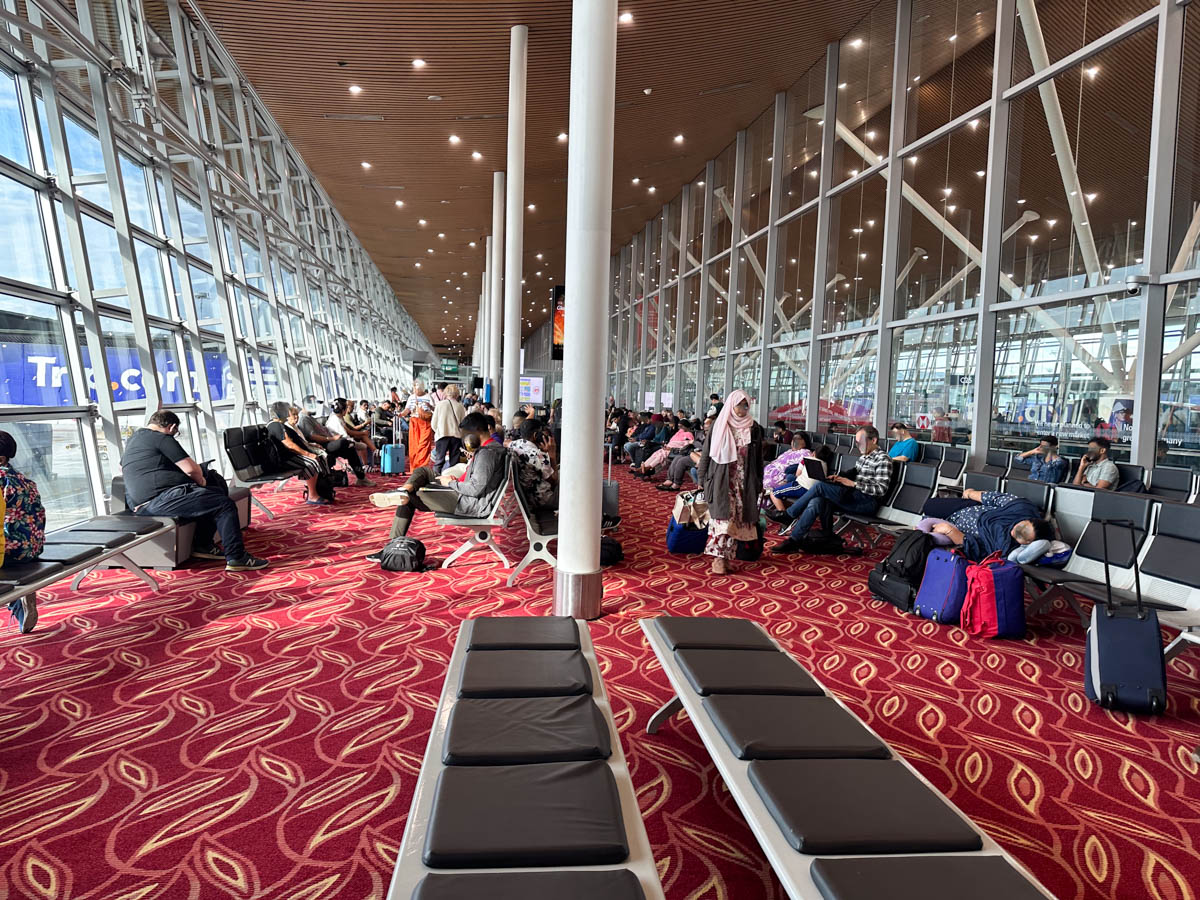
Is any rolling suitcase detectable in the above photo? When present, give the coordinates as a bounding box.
[381,443,407,475]
[914,548,970,625]
[960,552,1026,639]
[1084,518,1167,714]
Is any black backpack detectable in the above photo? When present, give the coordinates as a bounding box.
[797,530,861,556]
[600,536,624,566]
[379,537,427,572]
[314,472,336,502]
[868,530,935,611]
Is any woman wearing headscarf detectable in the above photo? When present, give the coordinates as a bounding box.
[696,389,764,575]
[403,380,436,469]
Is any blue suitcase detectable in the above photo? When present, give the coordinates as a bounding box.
[666,517,708,554]
[1084,518,1167,714]
[913,548,970,625]
[381,443,407,475]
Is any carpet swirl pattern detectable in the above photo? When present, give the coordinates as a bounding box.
[0,470,1198,899]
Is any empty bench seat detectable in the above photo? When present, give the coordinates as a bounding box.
[0,561,64,587]
[443,695,611,765]
[464,615,580,650]
[704,695,889,760]
[44,530,135,548]
[35,544,104,566]
[810,856,1048,900]
[412,870,646,900]
[458,649,593,698]
[655,615,777,650]
[675,648,824,696]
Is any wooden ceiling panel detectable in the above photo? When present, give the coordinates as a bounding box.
[192,0,881,354]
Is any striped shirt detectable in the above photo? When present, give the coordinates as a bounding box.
[853,449,893,498]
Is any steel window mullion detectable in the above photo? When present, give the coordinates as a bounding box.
[694,159,716,413]
[896,99,991,160]
[873,0,913,434]
[656,205,670,409]
[724,128,747,394]
[758,91,788,420]
[807,42,840,434]
[673,184,691,409]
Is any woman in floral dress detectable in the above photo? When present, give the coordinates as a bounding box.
[697,389,764,575]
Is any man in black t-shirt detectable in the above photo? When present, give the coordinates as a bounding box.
[121,410,267,571]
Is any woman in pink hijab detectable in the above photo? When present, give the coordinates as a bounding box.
[696,389,764,574]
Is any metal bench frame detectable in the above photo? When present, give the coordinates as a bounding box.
[386,619,664,899]
[435,469,514,570]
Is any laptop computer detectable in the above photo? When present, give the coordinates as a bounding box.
[801,457,828,482]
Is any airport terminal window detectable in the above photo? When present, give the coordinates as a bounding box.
[0,417,94,529]
[647,219,661,292]
[767,344,811,428]
[136,240,171,319]
[905,1,996,142]
[0,175,52,288]
[818,332,878,430]
[1011,0,1158,84]
[896,119,989,318]
[0,294,74,407]
[1000,29,1156,301]
[259,352,283,403]
[0,70,30,168]
[707,252,731,356]
[151,327,188,405]
[686,171,705,269]
[632,300,644,361]
[702,353,726,402]
[680,361,698,413]
[709,142,736,260]
[201,337,234,403]
[96,316,149,403]
[731,351,761,410]
[781,61,824,217]
[665,195,682,279]
[775,211,817,342]
[80,215,125,293]
[1169,5,1200,275]
[660,284,676,360]
[64,117,112,211]
[175,191,211,263]
[121,156,155,233]
[742,105,775,237]
[1160,280,1200,472]
[890,317,977,443]
[240,238,265,291]
[645,292,660,356]
[991,294,1138,461]
[825,173,887,330]
[833,0,894,188]
[658,366,674,408]
[734,236,768,351]
[678,272,701,361]
[250,293,276,345]
[184,264,219,323]
[644,368,657,408]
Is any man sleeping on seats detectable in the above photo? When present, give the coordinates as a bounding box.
[917,489,1054,563]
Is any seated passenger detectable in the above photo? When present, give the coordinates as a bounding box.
[772,426,892,553]
[887,422,920,461]
[1,430,47,633]
[509,418,558,511]
[122,410,267,571]
[1074,436,1118,490]
[267,401,332,506]
[326,397,376,468]
[1017,435,1069,483]
[764,433,820,519]
[636,421,695,476]
[368,412,507,542]
[622,413,655,464]
[443,432,480,480]
[917,489,1054,562]
[771,420,794,446]
[372,400,396,444]
[764,432,816,492]
[296,406,373,486]
[657,416,710,491]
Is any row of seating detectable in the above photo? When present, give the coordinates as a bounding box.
[640,616,1051,899]
[388,616,662,899]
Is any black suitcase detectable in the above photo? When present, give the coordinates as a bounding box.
[1083,518,1167,714]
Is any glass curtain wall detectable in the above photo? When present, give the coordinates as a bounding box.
[608,0,1197,473]
[0,0,432,530]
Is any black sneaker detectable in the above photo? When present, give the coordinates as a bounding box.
[765,509,792,525]
[771,539,801,555]
[226,555,269,571]
[191,544,225,560]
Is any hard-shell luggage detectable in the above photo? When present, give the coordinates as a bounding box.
[914,548,970,625]
[382,443,407,475]
[868,567,916,612]
[1084,518,1167,714]
[960,552,1026,639]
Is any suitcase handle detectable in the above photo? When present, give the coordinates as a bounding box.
[1097,517,1144,619]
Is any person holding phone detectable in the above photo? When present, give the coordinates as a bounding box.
[1018,434,1068,483]
[1073,436,1118,490]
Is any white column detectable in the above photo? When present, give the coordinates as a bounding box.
[488,180,504,402]
[554,0,617,619]
[502,24,528,424]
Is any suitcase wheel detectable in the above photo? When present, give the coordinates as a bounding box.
[1150,695,1164,715]
[1102,691,1117,708]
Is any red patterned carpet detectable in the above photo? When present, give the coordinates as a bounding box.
[1,470,1199,900]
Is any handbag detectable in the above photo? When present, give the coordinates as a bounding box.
[672,491,710,528]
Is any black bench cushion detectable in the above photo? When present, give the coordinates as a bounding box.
[654,616,776,650]
[66,516,162,535]
[458,649,593,698]
[34,544,104,566]
[810,855,1046,900]
[0,560,64,587]
[45,530,135,549]
[422,760,627,868]
[748,759,982,854]
[704,695,890,760]
[412,870,646,900]
[443,696,611,765]
[675,649,823,696]
[466,616,580,650]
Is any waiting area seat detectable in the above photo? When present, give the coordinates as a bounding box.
[838,461,938,543]
[387,616,663,899]
[506,457,558,586]
[640,616,1051,899]
[223,424,295,520]
[1147,465,1197,503]
[435,465,513,571]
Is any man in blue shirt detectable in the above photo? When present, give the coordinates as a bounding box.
[1017,435,1069,483]
[887,423,920,461]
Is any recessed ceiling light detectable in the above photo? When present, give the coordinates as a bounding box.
[838,82,847,90]
[536,253,543,260]
[472,150,483,160]
[394,200,405,207]
[648,186,656,194]
[438,232,446,238]
[348,84,363,94]
[412,58,426,68]
[415,262,422,268]
[619,11,633,23]
[427,248,434,253]
[673,134,684,143]
[427,94,443,101]
[469,241,476,247]
[849,38,864,48]
[632,177,640,185]
[527,203,536,211]
[643,87,652,95]
[418,218,427,225]
[361,161,372,169]
[462,271,468,276]
[449,134,461,144]
[557,132,568,142]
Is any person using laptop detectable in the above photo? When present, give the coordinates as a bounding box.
[368,412,507,543]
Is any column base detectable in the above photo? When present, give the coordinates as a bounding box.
[553,569,604,620]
